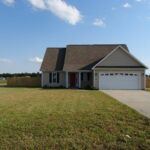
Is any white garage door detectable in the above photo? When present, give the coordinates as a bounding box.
[99,72,141,90]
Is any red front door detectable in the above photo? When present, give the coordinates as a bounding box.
[70,73,76,88]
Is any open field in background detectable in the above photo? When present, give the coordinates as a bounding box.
[0,88,149,149]
[0,80,6,86]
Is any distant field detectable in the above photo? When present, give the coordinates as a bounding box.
[0,88,149,149]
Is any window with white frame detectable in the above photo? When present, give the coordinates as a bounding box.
[49,72,59,84]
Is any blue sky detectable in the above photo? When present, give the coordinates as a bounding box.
[0,0,150,74]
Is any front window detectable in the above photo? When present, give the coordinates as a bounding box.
[49,72,59,84]
[53,72,57,83]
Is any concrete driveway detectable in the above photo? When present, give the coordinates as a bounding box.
[102,90,150,118]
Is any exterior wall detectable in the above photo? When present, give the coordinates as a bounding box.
[42,71,66,87]
[96,47,141,67]
[42,72,49,87]
[93,68,146,90]
[42,69,146,90]
[42,71,93,88]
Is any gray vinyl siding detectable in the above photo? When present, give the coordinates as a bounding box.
[42,72,66,87]
[96,47,141,67]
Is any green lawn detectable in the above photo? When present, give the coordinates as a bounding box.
[0,88,149,150]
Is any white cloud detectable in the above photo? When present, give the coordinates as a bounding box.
[27,0,46,9]
[93,18,106,27]
[2,0,15,5]
[29,57,43,64]
[123,3,132,8]
[0,58,12,63]
[2,0,82,25]
[28,0,82,25]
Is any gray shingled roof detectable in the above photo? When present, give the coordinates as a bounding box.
[40,48,66,72]
[40,44,129,72]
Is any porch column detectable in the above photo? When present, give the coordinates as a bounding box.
[93,70,95,88]
[78,72,81,88]
[144,73,146,90]
[66,72,68,88]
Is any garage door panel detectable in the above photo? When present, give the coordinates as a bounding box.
[99,72,140,90]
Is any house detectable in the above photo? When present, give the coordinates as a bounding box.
[40,44,147,90]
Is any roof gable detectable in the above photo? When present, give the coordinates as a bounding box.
[93,46,147,69]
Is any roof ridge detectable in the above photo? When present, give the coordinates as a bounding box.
[67,44,127,46]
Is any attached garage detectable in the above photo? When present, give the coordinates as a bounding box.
[92,46,147,90]
[99,72,141,90]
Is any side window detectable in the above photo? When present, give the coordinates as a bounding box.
[49,73,52,83]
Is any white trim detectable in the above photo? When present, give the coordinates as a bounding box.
[93,70,95,88]
[92,45,148,69]
[144,73,146,89]
[94,68,145,71]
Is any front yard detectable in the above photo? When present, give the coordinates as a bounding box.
[0,88,149,149]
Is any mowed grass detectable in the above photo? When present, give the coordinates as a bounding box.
[0,88,149,150]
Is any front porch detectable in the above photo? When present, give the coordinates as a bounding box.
[66,72,93,89]
[41,71,93,89]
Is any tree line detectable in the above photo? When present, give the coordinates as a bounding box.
[0,72,41,78]
[146,75,150,78]
[0,72,149,78]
